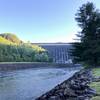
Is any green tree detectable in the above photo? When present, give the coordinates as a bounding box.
[0,33,49,62]
[71,2,100,66]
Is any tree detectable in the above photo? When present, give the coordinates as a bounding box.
[71,2,100,66]
[0,33,49,62]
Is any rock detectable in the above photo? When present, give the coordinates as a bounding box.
[75,90,86,95]
[60,83,66,89]
[48,96,58,100]
[35,69,96,100]
[86,88,96,95]
[77,96,90,100]
[42,94,47,98]
[93,77,100,82]
[64,88,77,97]
[54,85,60,90]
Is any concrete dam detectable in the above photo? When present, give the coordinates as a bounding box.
[35,43,73,64]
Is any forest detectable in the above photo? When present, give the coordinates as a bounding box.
[0,33,49,62]
[71,2,100,67]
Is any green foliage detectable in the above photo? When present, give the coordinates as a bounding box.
[0,33,49,62]
[92,96,100,100]
[92,68,100,77]
[34,52,49,62]
[0,33,22,44]
[90,82,100,100]
[0,36,15,45]
[71,42,84,62]
[90,68,100,100]
[71,2,100,66]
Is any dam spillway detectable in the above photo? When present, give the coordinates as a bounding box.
[35,43,73,64]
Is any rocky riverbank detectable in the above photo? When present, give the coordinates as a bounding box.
[36,69,97,100]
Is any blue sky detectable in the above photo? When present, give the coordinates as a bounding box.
[0,0,100,43]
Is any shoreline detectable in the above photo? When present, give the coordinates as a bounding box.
[0,62,75,71]
[36,69,96,100]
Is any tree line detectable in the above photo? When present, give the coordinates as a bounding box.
[0,33,50,62]
[71,2,100,67]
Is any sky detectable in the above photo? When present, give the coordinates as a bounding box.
[0,0,100,43]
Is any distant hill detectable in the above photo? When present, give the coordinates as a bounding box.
[0,36,15,45]
[0,33,49,62]
[0,33,22,44]
[0,33,45,52]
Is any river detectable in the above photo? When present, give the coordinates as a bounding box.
[0,67,81,100]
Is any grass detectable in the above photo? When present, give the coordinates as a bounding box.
[90,82,100,94]
[92,68,100,77]
[92,96,100,100]
[90,68,100,100]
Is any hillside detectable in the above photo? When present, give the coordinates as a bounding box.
[0,33,45,52]
[0,33,22,44]
[0,36,15,45]
[0,33,49,62]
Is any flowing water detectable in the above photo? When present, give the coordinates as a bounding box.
[0,67,81,100]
